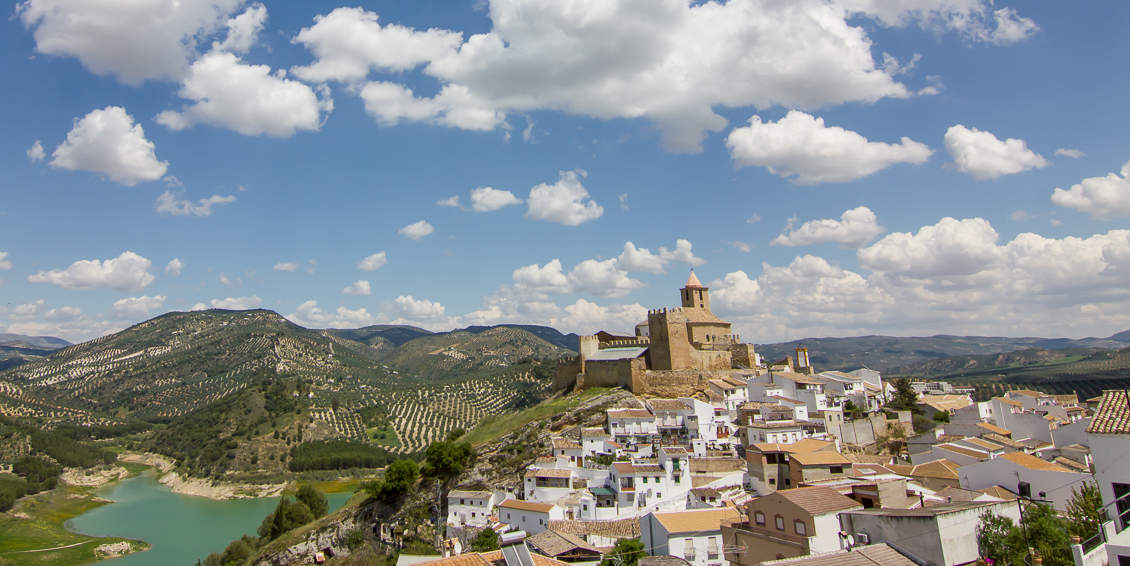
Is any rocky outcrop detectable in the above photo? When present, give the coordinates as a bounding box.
[254,515,363,566]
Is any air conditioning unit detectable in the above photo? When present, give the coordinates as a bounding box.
[855,533,871,545]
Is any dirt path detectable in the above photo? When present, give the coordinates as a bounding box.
[12,540,91,553]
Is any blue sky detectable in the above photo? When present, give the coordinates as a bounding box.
[2,0,1129,343]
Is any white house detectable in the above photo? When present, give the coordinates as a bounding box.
[708,376,749,412]
[607,408,658,443]
[447,489,502,528]
[498,499,564,535]
[749,372,829,413]
[551,437,584,466]
[1085,391,1130,564]
[641,508,740,566]
[524,467,576,502]
[958,451,1091,510]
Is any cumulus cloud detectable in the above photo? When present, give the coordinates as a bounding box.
[567,259,646,298]
[17,0,244,85]
[470,186,522,212]
[292,2,1030,152]
[193,295,262,311]
[526,170,602,226]
[1051,160,1130,219]
[212,3,267,54]
[398,220,435,240]
[343,280,371,296]
[0,252,10,271]
[726,111,931,184]
[291,7,463,83]
[155,191,236,216]
[1055,148,1084,159]
[980,7,1039,45]
[437,195,462,208]
[358,252,388,271]
[165,258,184,276]
[617,240,705,273]
[550,299,648,335]
[10,300,45,320]
[772,206,885,248]
[858,217,1001,277]
[112,295,166,318]
[393,295,447,321]
[157,52,333,138]
[944,124,1048,180]
[28,251,154,292]
[50,106,168,186]
[26,141,45,162]
[274,262,298,272]
[286,300,375,329]
[728,241,753,253]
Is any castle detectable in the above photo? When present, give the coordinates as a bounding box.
[554,270,767,394]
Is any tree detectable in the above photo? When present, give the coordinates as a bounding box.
[1064,483,1106,542]
[977,511,1022,564]
[365,458,420,504]
[1023,503,1072,566]
[932,410,950,423]
[600,539,645,566]
[421,439,476,551]
[470,528,500,552]
[296,484,329,518]
[258,497,315,541]
[842,400,864,420]
[888,378,919,412]
[977,504,1073,565]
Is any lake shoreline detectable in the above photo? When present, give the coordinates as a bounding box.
[116,452,287,500]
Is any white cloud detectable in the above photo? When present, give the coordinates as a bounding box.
[398,220,435,240]
[567,259,645,298]
[747,214,762,225]
[772,206,885,248]
[393,295,447,321]
[1051,160,1130,219]
[294,1,1030,152]
[944,124,1048,180]
[0,252,10,271]
[286,300,375,328]
[470,186,522,212]
[27,140,45,162]
[618,193,629,211]
[981,7,1039,45]
[358,252,388,271]
[17,0,244,85]
[550,299,647,335]
[112,295,166,318]
[165,258,184,276]
[617,240,705,273]
[155,191,236,216]
[1011,210,1030,221]
[526,170,602,226]
[156,51,333,138]
[212,3,266,54]
[343,280,371,296]
[726,111,932,184]
[437,195,462,208]
[10,300,45,320]
[28,251,154,292]
[858,217,1002,278]
[513,259,570,293]
[1055,148,1084,159]
[219,272,239,287]
[50,106,168,186]
[728,241,753,253]
[274,262,298,272]
[44,306,82,321]
[291,7,463,83]
[193,295,262,311]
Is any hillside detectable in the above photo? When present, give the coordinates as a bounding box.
[0,310,574,474]
[756,332,1130,371]
[0,333,70,372]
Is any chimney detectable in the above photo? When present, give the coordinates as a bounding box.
[499,531,536,566]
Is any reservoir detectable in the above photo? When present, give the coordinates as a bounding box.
[67,472,355,565]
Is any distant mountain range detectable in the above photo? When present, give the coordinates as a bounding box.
[756,332,1130,372]
[0,333,72,371]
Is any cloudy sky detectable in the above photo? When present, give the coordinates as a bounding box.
[2,0,1129,344]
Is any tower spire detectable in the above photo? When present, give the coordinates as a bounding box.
[685,268,703,289]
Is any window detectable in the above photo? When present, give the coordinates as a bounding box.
[674,476,681,484]
[784,478,791,486]
[766,454,777,464]
[775,515,785,531]
[754,512,765,526]
[1115,483,1130,530]
[768,478,775,485]
[794,520,806,535]
[830,466,843,474]
[460,499,465,505]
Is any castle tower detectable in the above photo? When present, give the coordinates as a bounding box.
[680,269,710,311]
[795,346,812,374]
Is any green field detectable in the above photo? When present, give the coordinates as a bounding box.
[462,387,611,446]
[0,486,146,566]
[367,425,401,448]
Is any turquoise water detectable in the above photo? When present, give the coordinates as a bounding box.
[66,472,354,565]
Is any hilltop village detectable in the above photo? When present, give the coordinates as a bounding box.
[412,273,1130,566]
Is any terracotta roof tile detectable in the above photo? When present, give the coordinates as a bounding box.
[499,499,556,512]
[977,422,1012,436]
[1088,390,1130,434]
[757,543,915,566]
[651,508,740,534]
[771,486,863,516]
[548,518,639,539]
